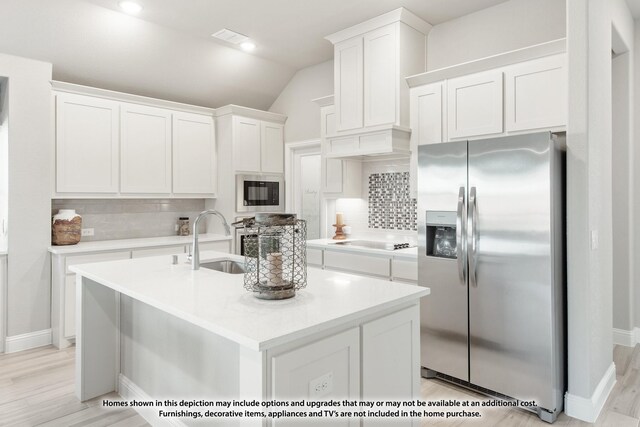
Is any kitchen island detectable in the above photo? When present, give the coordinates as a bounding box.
[71,251,429,426]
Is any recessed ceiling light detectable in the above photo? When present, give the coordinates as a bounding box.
[118,1,142,15]
[240,41,256,52]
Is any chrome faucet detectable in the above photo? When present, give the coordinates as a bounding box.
[190,209,231,270]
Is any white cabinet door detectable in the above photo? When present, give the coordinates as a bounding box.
[409,82,444,197]
[120,103,172,194]
[56,93,119,193]
[505,54,567,132]
[321,105,343,194]
[447,70,503,139]
[411,82,444,146]
[233,116,261,172]
[364,24,397,127]
[271,327,360,407]
[260,121,284,173]
[172,112,217,194]
[64,275,76,338]
[362,305,420,407]
[335,37,364,132]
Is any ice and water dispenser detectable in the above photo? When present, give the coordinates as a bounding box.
[425,211,457,259]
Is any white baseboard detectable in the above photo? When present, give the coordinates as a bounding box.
[564,362,616,423]
[613,328,635,347]
[4,329,52,353]
[612,327,640,347]
[118,374,185,427]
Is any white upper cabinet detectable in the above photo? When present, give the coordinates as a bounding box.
[406,39,567,143]
[409,82,443,198]
[120,103,172,194]
[56,93,119,193]
[334,37,364,132]
[410,82,444,146]
[315,99,362,198]
[363,24,397,127]
[232,116,261,173]
[325,8,431,158]
[216,105,287,176]
[504,54,566,132]
[260,121,284,173]
[447,70,504,139]
[53,82,217,198]
[172,112,216,194]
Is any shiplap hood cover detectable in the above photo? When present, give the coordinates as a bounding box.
[0,0,507,110]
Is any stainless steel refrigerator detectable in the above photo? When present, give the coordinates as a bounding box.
[417,132,565,423]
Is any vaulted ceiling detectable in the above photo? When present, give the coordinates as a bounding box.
[0,0,508,110]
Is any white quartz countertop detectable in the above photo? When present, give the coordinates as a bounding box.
[71,251,429,351]
[48,233,231,255]
[307,239,418,259]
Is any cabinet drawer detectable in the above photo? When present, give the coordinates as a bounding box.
[199,240,231,253]
[324,251,390,277]
[131,245,185,259]
[307,248,323,267]
[65,250,130,274]
[64,275,76,338]
[392,259,417,282]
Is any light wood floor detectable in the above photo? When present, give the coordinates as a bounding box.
[0,345,638,426]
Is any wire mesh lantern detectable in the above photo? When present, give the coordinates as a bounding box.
[243,213,307,300]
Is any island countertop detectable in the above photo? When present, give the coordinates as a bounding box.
[71,251,429,351]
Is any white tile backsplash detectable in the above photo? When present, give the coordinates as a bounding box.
[51,199,206,241]
[330,158,417,242]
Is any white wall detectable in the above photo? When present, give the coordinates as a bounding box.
[565,0,634,421]
[269,60,333,142]
[635,19,640,329]
[612,46,634,332]
[0,53,53,339]
[0,78,8,252]
[427,0,566,71]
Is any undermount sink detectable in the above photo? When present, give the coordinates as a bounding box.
[200,259,245,274]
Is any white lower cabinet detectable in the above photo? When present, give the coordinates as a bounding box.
[269,305,419,426]
[64,275,77,338]
[311,247,417,283]
[362,306,420,426]
[324,251,391,278]
[271,327,360,403]
[392,258,418,283]
[53,249,131,347]
[51,239,231,348]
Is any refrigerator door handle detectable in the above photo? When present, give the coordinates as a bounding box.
[468,187,478,287]
[456,186,467,284]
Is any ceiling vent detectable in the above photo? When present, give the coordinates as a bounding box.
[211,28,249,45]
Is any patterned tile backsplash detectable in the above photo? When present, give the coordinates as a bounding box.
[51,199,206,241]
[368,172,417,231]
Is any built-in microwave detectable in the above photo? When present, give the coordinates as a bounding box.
[236,174,284,213]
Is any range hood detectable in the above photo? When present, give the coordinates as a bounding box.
[324,124,411,159]
[321,7,430,159]
[313,94,412,160]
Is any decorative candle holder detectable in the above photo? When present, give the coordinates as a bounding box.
[243,213,307,300]
[332,224,347,240]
